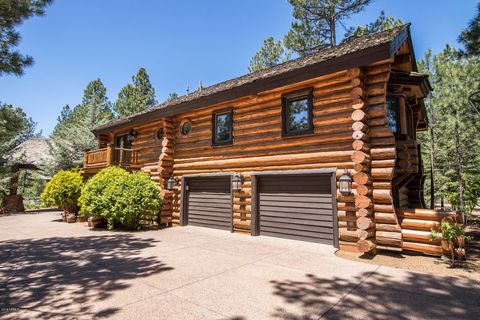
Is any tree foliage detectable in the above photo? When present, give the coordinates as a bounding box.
[458,3,480,56]
[248,2,405,71]
[79,166,162,230]
[343,10,403,42]
[0,102,37,194]
[248,37,291,73]
[417,46,480,214]
[50,79,114,171]
[0,0,52,76]
[114,67,157,117]
[284,0,371,56]
[40,169,83,213]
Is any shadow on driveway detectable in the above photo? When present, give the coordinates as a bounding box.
[268,271,480,319]
[0,235,173,319]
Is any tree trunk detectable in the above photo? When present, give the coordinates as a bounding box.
[329,5,336,46]
[428,123,436,209]
[453,109,465,216]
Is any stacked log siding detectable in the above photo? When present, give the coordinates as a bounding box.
[171,70,357,231]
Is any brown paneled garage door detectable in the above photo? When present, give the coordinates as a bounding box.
[186,176,232,230]
[258,174,335,245]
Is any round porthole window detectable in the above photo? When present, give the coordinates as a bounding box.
[181,121,191,136]
[156,128,164,140]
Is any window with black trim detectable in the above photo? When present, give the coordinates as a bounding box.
[386,96,400,134]
[212,108,233,145]
[282,89,313,136]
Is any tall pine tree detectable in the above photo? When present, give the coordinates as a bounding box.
[248,37,291,73]
[50,79,114,171]
[459,3,480,56]
[284,0,371,56]
[418,46,480,214]
[114,67,157,117]
[342,11,403,42]
[0,0,52,76]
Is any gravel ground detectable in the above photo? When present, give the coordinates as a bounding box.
[336,223,480,281]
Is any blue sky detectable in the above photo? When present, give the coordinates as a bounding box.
[0,0,477,135]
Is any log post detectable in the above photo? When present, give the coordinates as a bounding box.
[346,67,376,254]
[158,117,175,226]
[83,149,90,168]
[106,144,114,166]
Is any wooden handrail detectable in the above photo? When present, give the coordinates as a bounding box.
[84,146,140,169]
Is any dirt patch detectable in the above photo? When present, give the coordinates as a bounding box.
[336,223,480,281]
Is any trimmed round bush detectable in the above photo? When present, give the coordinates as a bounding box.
[79,166,162,230]
[40,170,84,213]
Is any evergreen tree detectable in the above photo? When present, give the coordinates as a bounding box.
[417,46,480,214]
[0,102,37,194]
[167,92,179,102]
[248,37,291,73]
[284,0,371,56]
[0,0,52,76]
[343,11,404,42]
[114,67,157,117]
[50,79,114,171]
[459,3,480,56]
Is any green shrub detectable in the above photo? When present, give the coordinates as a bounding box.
[79,167,162,230]
[40,170,84,213]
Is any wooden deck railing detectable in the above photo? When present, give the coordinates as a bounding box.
[83,144,140,170]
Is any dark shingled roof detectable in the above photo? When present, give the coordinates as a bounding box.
[94,24,411,134]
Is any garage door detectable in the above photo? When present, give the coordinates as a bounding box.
[258,174,335,244]
[186,176,232,230]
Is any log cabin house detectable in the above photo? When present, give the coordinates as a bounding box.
[81,25,456,256]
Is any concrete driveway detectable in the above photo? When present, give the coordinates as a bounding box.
[1,211,479,320]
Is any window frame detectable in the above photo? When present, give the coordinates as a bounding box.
[386,95,402,137]
[281,88,314,137]
[114,132,133,149]
[211,107,234,146]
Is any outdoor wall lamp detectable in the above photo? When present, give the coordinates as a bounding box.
[166,176,178,191]
[232,173,244,193]
[339,168,352,195]
[126,130,138,143]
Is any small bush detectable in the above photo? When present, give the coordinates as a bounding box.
[79,167,162,230]
[40,170,84,213]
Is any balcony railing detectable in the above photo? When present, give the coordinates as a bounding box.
[83,145,140,170]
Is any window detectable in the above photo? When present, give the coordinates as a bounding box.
[282,89,313,136]
[212,108,233,145]
[386,96,400,134]
[115,134,132,149]
[156,128,164,140]
[181,121,191,136]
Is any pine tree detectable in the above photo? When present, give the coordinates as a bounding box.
[284,0,371,56]
[248,37,291,73]
[418,46,480,214]
[0,102,37,194]
[343,11,404,42]
[459,3,480,56]
[114,67,157,117]
[167,92,179,102]
[50,79,114,171]
[0,0,52,76]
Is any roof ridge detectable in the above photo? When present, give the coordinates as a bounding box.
[94,23,410,133]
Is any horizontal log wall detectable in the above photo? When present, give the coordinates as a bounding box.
[170,69,369,232]
[398,208,458,256]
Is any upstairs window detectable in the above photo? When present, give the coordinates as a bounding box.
[212,108,233,145]
[386,96,400,134]
[282,89,314,136]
